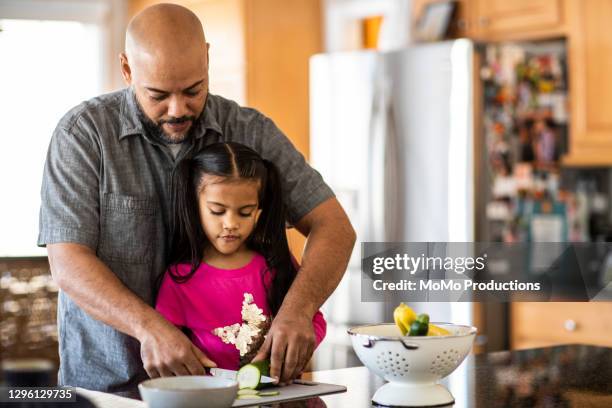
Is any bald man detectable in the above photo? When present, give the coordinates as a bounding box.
[38,3,355,395]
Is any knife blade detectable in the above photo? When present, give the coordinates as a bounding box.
[208,367,276,384]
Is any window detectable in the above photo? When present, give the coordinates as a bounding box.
[0,0,123,256]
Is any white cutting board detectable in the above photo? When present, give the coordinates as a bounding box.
[77,381,347,408]
[233,381,346,407]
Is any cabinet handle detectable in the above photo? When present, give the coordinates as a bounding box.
[564,319,578,332]
[479,17,490,27]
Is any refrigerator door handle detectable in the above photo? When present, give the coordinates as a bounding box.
[367,57,386,242]
[367,57,401,243]
[384,99,401,243]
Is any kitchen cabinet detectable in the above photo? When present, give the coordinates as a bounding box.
[413,0,566,41]
[459,0,612,165]
[244,0,323,255]
[511,302,612,349]
[471,0,564,41]
[563,0,612,166]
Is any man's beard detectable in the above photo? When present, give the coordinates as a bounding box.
[133,95,202,145]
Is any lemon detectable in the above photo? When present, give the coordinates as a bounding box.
[393,303,417,335]
[427,324,451,336]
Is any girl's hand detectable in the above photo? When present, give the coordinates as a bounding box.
[252,312,315,384]
[139,316,217,378]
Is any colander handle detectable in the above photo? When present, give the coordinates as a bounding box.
[362,338,419,350]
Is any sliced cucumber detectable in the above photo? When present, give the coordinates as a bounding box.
[237,389,260,396]
[237,360,271,390]
[235,390,280,400]
[257,391,280,397]
[237,395,262,400]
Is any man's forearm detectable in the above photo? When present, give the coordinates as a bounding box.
[280,198,356,318]
[48,243,160,341]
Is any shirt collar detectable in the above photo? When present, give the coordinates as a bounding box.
[119,87,223,141]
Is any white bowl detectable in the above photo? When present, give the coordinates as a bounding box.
[348,323,476,407]
[138,376,238,408]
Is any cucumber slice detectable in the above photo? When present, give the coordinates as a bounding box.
[237,395,262,400]
[235,389,281,400]
[257,391,280,397]
[237,389,260,396]
[237,360,271,390]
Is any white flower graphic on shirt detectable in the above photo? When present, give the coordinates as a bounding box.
[212,293,268,356]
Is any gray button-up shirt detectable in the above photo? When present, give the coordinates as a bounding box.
[38,88,334,394]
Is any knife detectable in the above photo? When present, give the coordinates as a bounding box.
[208,367,276,384]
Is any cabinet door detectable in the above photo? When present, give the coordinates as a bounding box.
[475,0,562,39]
[563,0,612,165]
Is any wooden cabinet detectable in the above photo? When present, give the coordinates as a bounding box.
[563,0,612,166]
[511,303,612,349]
[467,0,612,166]
[413,0,565,41]
[244,0,321,160]
[243,0,322,254]
[445,0,612,166]
[471,0,564,40]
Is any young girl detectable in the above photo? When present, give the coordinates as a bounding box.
[156,142,326,371]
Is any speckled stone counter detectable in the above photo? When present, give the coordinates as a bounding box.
[300,344,612,407]
[19,344,608,407]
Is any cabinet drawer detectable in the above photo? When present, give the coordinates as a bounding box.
[511,303,612,349]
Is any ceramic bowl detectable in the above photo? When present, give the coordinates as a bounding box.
[138,375,238,408]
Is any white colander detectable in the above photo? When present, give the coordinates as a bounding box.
[348,323,476,407]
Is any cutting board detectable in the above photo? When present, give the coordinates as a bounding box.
[77,380,347,408]
[233,380,347,407]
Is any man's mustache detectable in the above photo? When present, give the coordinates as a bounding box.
[159,116,195,125]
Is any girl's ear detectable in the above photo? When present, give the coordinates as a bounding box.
[254,208,263,224]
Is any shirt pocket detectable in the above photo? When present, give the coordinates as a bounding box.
[99,193,158,264]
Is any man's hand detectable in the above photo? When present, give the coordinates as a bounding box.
[252,312,315,384]
[250,198,355,384]
[139,317,216,378]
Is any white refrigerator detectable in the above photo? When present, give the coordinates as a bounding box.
[310,40,475,341]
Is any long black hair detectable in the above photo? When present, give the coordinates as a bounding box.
[166,142,297,316]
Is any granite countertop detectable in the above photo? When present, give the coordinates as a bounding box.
[68,344,612,407]
[302,344,612,408]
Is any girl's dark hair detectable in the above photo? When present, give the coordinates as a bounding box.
[166,142,297,316]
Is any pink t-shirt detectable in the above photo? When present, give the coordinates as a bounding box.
[156,253,326,370]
